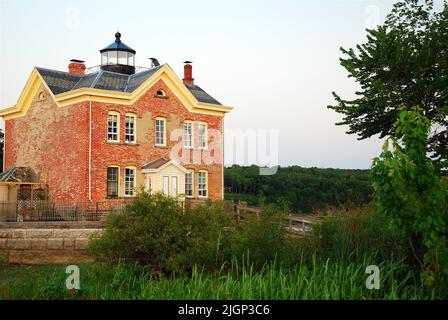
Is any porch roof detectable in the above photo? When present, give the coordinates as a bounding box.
[141,158,170,170]
[0,167,39,183]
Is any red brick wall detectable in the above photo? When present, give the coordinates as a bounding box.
[89,79,224,201]
[4,84,89,201]
[4,80,224,202]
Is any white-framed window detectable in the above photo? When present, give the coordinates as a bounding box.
[171,176,178,197]
[155,118,166,146]
[185,171,194,198]
[163,176,169,195]
[183,121,193,148]
[107,166,119,197]
[107,111,120,142]
[198,122,207,149]
[125,114,136,144]
[124,167,136,197]
[198,171,208,198]
[145,176,152,193]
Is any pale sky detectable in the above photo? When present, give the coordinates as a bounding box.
[0,0,443,169]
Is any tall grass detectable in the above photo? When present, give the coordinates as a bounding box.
[0,204,436,300]
[0,257,431,300]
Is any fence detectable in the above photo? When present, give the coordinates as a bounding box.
[0,199,321,236]
[0,200,132,222]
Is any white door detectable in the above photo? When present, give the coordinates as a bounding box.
[163,176,169,195]
[171,176,178,197]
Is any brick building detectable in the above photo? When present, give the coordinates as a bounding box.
[0,32,233,204]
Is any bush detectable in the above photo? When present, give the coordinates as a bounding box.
[89,192,188,273]
[90,192,295,274]
[180,201,234,273]
[229,207,291,270]
[371,109,448,296]
[308,207,408,263]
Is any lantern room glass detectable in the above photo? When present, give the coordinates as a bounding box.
[101,51,135,66]
[101,52,108,65]
[128,53,134,66]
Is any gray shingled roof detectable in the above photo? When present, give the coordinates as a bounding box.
[36,65,222,105]
[141,158,170,170]
[184,83,222,105]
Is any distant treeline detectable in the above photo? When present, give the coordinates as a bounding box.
[224,165,373,213]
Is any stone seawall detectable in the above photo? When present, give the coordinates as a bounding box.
[0,222,102,264]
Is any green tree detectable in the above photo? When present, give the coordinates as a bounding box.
[329,0,448,170]
[371,108,448,297]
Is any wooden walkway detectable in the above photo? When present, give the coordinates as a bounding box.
[232,202,323,236]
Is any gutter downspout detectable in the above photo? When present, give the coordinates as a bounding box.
[88,97,92,201]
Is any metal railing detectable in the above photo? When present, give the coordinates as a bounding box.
[231,201,322,236]
[0,200,131,222]
[85,65,152,75]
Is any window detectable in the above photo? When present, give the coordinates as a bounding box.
[118,51,128,65]
[124,167,136,197]
[198,123,207,149]
[183,121,193,148]
[128,53,135,66]
[107,51,118,65]
[155,118,166,146]
[185,171,194,197]
[145,177,152,193]
[101,53,108,65]
[198,171,208,198]
[125,114,136,144]
[156,89,166,97]
[171,176,178,197]
[163,176,169,195]
[107,167,119,197]
[108,112,119,142]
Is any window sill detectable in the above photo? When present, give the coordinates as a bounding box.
[155,145,168,149]
[154,94,169,99]
[107,142,140,146]
[186,197,209,201]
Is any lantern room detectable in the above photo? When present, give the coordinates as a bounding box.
[100,32,136,75]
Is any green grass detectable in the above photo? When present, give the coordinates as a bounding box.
[0,257,432,300]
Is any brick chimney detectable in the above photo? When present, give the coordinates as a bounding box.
[68,59,86,75]
[182,61,194,85]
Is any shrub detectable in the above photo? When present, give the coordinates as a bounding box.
[229,207,290,270]
[181,202,293,273]
[309,207,408,263]
[89,192,188,273]
[181,201,234,273]
[90,192,296,274]
[371,108,448,296]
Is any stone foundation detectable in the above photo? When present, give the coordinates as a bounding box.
[0,222,102,264]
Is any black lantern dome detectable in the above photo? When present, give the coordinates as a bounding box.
[100,32,136,75]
